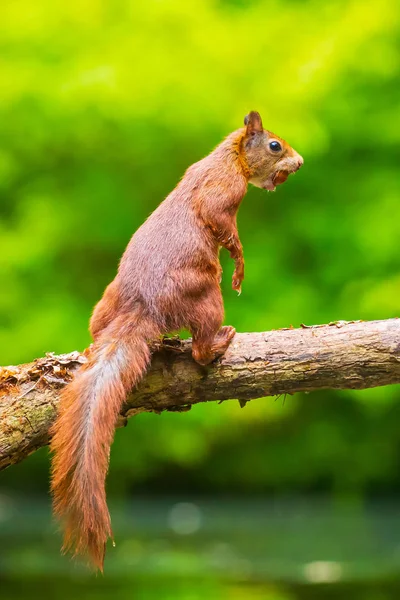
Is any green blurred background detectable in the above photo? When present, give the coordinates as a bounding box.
[1,0,400,598]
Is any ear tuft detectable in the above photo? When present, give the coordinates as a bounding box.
[244,111,263,134]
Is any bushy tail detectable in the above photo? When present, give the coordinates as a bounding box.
[50,312,159,571]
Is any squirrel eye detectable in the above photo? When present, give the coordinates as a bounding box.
[269,141,282,152]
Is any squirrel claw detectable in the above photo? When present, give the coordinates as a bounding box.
[232,280,242,295]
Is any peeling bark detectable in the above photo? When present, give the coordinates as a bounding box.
[1,319,400,471]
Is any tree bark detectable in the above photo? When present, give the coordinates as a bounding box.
[1,318,399,471]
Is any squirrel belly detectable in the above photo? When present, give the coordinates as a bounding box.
[50,111,303,570]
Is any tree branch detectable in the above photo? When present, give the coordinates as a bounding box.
[1,318,399,471]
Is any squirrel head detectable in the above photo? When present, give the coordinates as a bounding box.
[241,111,303,191]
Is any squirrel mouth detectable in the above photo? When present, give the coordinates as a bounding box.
[273,170,289,186]
[263,170,290,191]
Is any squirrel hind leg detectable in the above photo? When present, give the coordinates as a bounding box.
[192,326,236,366]
[187,285,236,366]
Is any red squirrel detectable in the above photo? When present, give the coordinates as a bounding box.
[50,111,303,571]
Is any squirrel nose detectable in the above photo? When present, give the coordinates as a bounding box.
[294,154,304,171]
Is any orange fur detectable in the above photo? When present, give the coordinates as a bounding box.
[50,112,303,571]
[50,311,159,571]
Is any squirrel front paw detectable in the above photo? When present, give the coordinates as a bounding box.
[232,278,242,295]
[232,269,244,295]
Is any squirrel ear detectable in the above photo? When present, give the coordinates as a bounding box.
[244,111,263,134]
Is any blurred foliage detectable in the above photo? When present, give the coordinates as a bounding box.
[1,0,400,498]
